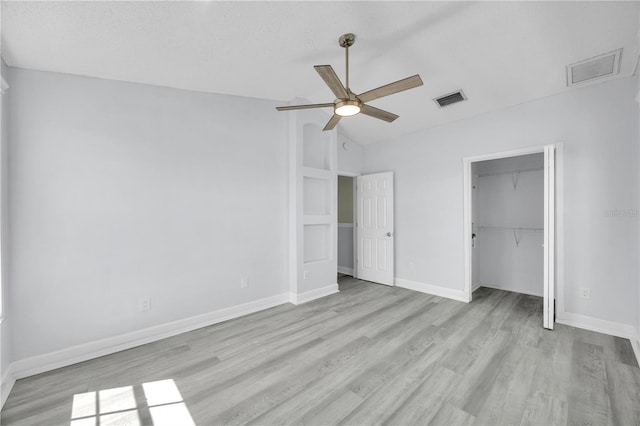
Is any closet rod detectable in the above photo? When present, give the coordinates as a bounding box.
[477,226,543,232]
[475,166,543,178]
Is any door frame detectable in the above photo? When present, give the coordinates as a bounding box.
[462,144,563,329]
[337,171,360,279]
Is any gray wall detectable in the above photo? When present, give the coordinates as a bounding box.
[636,67,640,346]
[1,60,11,383]
[8,68,289,361]
[363,76,639,327]
[337,134,362,174]
[337,226,354,272]
[337,176,353,224]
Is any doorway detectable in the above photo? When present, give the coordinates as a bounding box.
[464,145,557,329]
[337,171,396,286]
[337,175,356,277]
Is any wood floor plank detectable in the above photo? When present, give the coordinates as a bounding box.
[383,365,463,425]
[604,359,640,425]
[519,391,568,426]
[3,277,639,426]
[566,340,612,426]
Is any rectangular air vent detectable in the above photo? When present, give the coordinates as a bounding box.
[567,49,622,86]
[434,90,466,108]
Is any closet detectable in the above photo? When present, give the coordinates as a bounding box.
[471,153,544,296]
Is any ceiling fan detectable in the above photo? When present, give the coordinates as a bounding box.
[276,33,423,131]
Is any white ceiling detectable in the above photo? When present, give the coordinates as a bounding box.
[2,1,639,145]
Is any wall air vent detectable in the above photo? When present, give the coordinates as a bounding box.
[567,49,622,86]
[434,90,466,108]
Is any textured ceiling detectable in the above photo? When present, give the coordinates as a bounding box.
[2,1,639,145]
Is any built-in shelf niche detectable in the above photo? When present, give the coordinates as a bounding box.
[303,224,331,263]
[303,177,331,215]
[303,123,330,170]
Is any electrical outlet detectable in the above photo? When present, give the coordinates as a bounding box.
[139,297,151,311]
[240,277,248,289]
[303,270,310,280]
[579,287,591,300]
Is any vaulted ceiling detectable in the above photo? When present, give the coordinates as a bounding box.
[2,1,639,145]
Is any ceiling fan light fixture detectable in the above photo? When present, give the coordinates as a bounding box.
[335,99,361,117]
[276,33,423,131]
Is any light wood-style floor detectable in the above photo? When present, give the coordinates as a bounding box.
[3,276,640,425]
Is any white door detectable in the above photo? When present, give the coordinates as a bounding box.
[356,172,394,285]
[543,145,556,329]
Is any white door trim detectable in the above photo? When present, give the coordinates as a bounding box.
[463,144,563,329]
[543,145,555,329]
[337,171,360,177]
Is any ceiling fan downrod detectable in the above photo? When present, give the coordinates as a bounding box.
[339,33,355,93]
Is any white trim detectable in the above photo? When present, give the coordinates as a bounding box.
[395,278,469,303]
[464,146,548,164]
[474,283,543,298]
[1,363,15,409]
[337,171,361,178]
[9,293,289,381]
[289,284,339,305]
[337,223,354,228]
[556,312,638,340]
[543,145,555,329]
[554,143,566,328]
[631,339,640,366]
[337,266,354,276]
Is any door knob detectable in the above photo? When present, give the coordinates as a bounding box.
[386,232,392,237]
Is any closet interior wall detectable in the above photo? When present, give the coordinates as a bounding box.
[472,153,544,297]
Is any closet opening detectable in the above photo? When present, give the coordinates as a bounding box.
[463,145,557,329]
[472,153,544,297]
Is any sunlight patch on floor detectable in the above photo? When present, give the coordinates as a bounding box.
[70,379,195,426]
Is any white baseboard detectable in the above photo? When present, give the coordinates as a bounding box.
[631,339,640,366]
[475,282,543,298]
[9,292,290,383]
[1,363,15,409]
[337,266,354,276]
[289,284,339,305]
[395,278,469,303]
[556,311,638,340]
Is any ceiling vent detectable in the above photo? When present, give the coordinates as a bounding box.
[434,90,466,108]
[567,49,622,86]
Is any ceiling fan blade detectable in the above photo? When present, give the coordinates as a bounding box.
[360,104,399,123]
[323,114,342,131]
[357,74,423,103]
[314,65,349,99]
[276,103,334,111]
